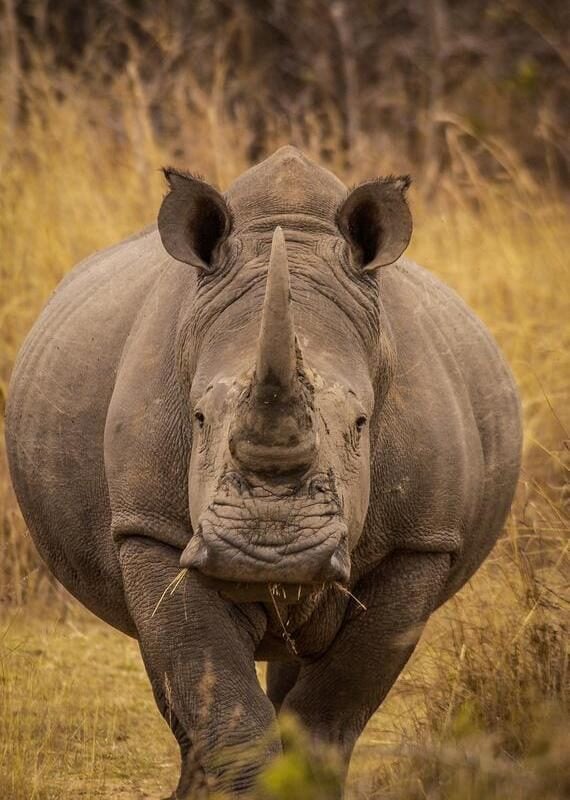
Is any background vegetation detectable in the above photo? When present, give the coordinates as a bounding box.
[0,1,568,798]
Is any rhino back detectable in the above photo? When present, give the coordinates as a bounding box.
[5,227,183,633]
[361,259,522,598]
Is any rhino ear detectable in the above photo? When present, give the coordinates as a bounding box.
[158,168,232,271]
[337,176,412,272]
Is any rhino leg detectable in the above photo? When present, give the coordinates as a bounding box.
[266,662,301,713]
[118,537,280,798]
[281,551,451,795]
[142,660,208,799]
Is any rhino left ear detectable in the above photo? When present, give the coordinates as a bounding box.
[158,168,232,271]
[337,176,412,272]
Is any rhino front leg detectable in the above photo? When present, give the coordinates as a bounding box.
[266,662,301,713]
[281,551,451,794]
[118,536,280,798]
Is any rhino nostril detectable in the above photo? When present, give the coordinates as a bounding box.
[219,471,249,495]
[307,474,330,497]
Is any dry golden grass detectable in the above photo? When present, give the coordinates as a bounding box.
[0,66,568,799]
[0,603,178,799]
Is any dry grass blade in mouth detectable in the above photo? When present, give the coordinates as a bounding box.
[151,569,188,618]
[334,582,367,612]
[269,584,298,656]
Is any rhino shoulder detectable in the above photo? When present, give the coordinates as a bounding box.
[364,257,522,588]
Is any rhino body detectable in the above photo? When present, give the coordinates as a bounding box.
[6,147,521,798]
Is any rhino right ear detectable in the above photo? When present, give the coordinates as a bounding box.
[158,168,232,271]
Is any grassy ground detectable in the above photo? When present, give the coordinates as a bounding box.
[0,602,177,799]
[1,531,567,799]
[1,62,569,799]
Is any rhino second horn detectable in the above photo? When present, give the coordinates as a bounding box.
[254,226,297,401]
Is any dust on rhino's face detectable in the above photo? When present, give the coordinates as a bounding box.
[157,147,412,603]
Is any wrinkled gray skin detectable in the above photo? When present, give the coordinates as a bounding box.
[6,147,521,798]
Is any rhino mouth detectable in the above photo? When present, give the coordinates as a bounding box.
[192,575,318,605]
[182,471,351,599]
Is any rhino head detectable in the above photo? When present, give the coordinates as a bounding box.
[157,147,412,603]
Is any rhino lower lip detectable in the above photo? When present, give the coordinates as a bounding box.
[193,573,320,604]
[181,523,351,585]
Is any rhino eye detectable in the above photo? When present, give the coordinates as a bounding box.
[355,415,367,433]
[194,411,205,429]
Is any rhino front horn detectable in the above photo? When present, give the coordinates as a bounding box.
[254,226,298,400]
[228,227,317,475]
